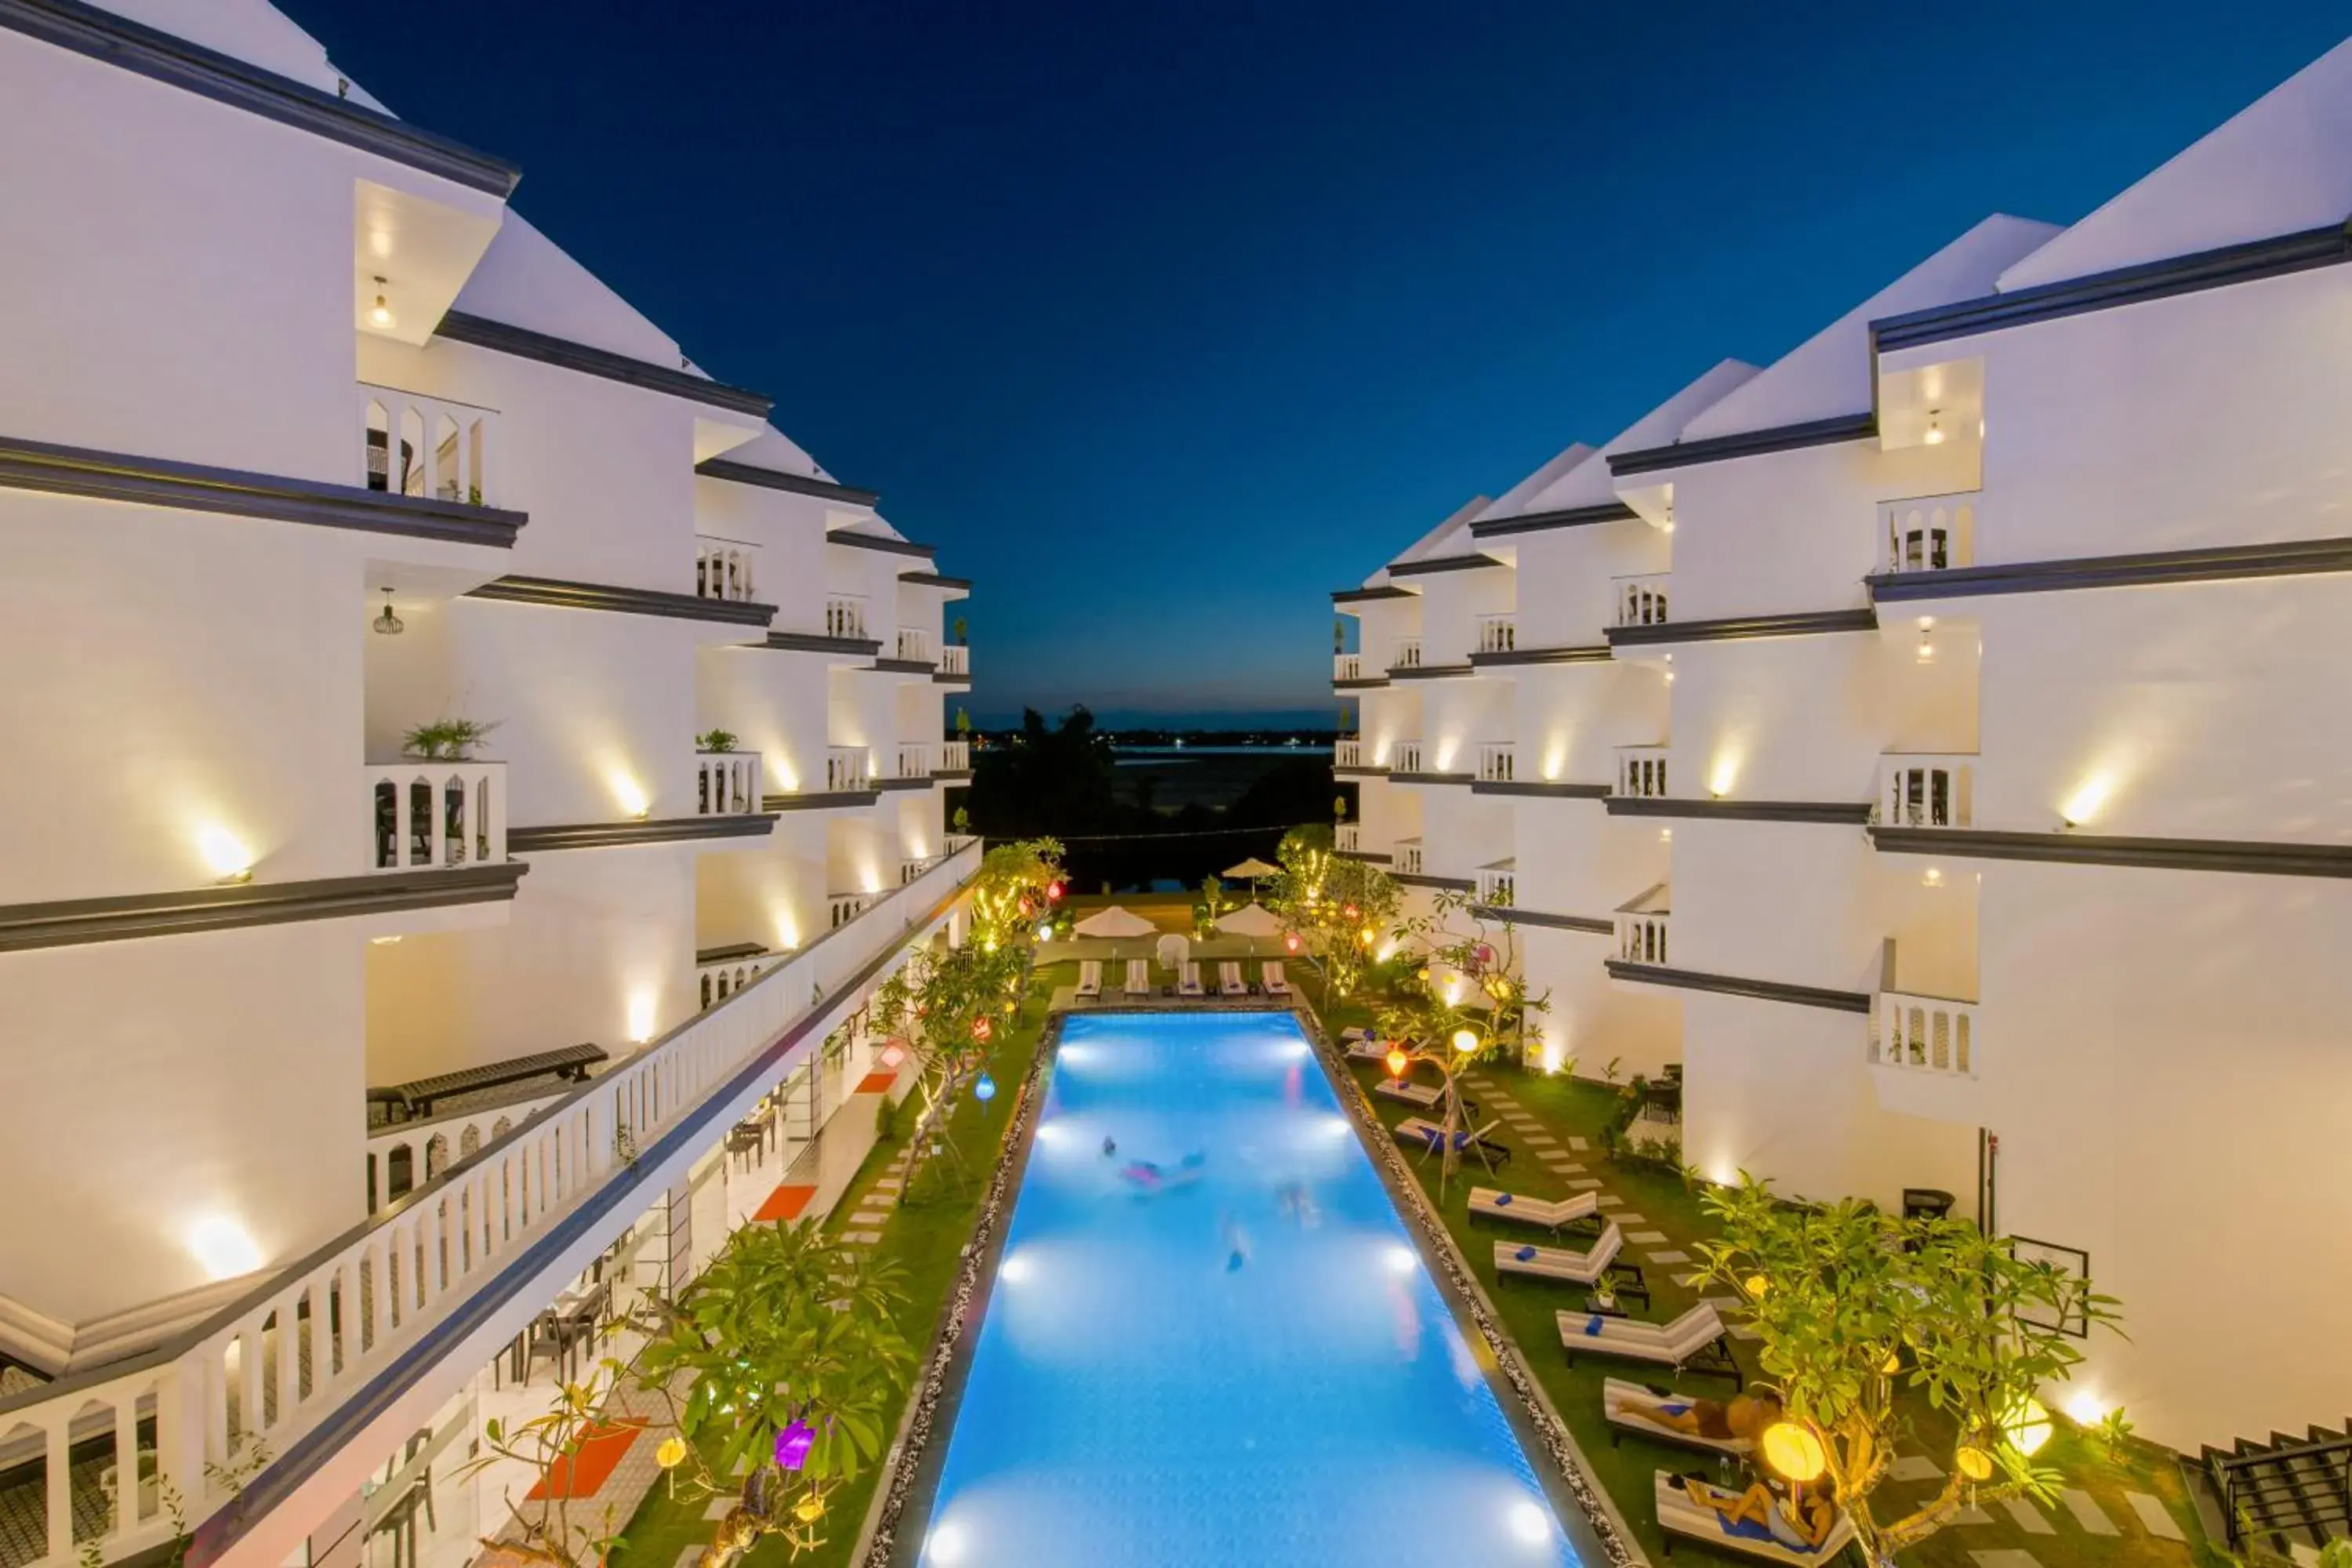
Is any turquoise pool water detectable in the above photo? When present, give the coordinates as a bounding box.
[915,1011,1582,1566]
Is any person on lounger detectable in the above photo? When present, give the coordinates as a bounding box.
[1618,1388,1783,1444]
[1679,1471,1838,1552]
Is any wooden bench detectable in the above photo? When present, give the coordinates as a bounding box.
[371,1042,608,1122]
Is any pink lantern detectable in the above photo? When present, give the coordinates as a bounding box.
[1475,942,1495,967]
[775,1419,815,1472]
[879,1040,908,1070]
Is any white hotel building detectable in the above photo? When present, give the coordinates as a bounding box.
[1336,41,2352,1454]
[0,3,978,1567]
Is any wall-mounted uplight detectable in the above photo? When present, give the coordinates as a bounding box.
[368,277,394,331]
[1923,408,1945,446]
[197,824,252,884]
[1708,755,1739,799]
[1658,828,1672,843]
[609,773,651,820]
[626,992,658,1044]
[1922,867,1944,887]
[187,1215,263,1280]
[2060,775,2111,830]
[373,589,404,636]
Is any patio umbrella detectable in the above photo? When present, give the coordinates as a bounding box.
[1224,856,1280,884]
[1073,906,1158,939]
[1216,900,1285,955]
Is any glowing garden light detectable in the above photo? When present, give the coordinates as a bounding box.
[975,1072,996,1102]
[1955,1444,1994,1482]
[1450,1028,1478,1055]
[1384,1047,1409,1078]
[1760,1421,1828,1483]
[655,1436,688,1469]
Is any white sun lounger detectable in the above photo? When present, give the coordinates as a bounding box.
[1345,1033,1391,1061]
[1393,1117,1512,1163]
[1494,1221,1625,1285]
[1653,1472,1853,1563]
[1340,1025,1372,1044]
[1374,1076,1443,1108]
[1261,961,1292,996]
[1123,957,1151,996]
[1075,960,1102,999]
[1218,961,1247,996]
[1602,1379,1751,1457]
[1178,960,1205,997]
[1558,1303,1741,1383]
[1468,1187,1599,1233]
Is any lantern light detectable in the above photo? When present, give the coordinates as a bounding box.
[1955,1444,1994,1482]
[1384,1047,1410,1079]
[971,1016,993,1042]
[1047,880,1064,902]
[1450,1029,1479,1055]
[1760,1421,1828,1483]
[775,1420,816,1472]
[1285,932,1301,953]
[879,1042,907,1070]
[975,1072,997,1102]
[656,1436,688,1469]
[1343,903,1358,918]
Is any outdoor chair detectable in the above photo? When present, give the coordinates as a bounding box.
[1392,1116,1512,1165]
[1558,1303,1742,1385]
[1123,958,1150,996]
[1468,1186,1600,1235]
[1178,961,1205,997]
[1075,960,1103,999]
[1493,1221,1632,1287]
[1374,1076,1444,1109]
[1602,1378,1753,1457]
[1261,961,1293,996]
[1652,1472,1853,1563]
[1219,961,1247,996]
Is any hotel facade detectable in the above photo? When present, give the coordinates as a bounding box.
[0,3,978,1566]
[1336,41,2352,1453]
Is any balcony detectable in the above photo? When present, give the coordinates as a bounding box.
[1475,614,1518,655]
[365,1087,569,1214]
[361,383,496,506]
[896,627,934,663]
[1476,742,1517,784]
[1476,859,1516,907]
[1391,639,1424,672]
[695,536,760,604]
[1613,573,1671,628]
[1335,738,1363,769]
[1334,652,1363,684]
[1880,492,1977,575]
[1615,746,1669,799]
[0,840,984,1568]
[698,944,784,1010]
[826,746,873,793]
[829,890,876,928]
[825,594,869,641]
[1871,989,1980,1122]
[1391,739,1425,775]
[895,743,935,782]
[1614,885,1671,965]
[938,644,970,680]
[1396,838,1425,877]
[1876,753,1975,828]
[1336,822,1361,854]
[940,739,971,775]
[900,850,949,884]
[695,752,763,815]
[369,762,506,872]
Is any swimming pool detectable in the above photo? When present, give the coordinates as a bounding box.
[909,1010,1585,1566]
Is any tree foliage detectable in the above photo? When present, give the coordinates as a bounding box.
[1694,1178,2122,1567]
[1264,824,1403,1000]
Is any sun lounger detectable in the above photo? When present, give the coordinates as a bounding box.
[1558,1304,1742,1385]
[1374,1076,1443,1108]
[1075,960,1102,999]
[1393,1117,1512,1165]
[1653,1472,1853,1563]
[1468,1187,1600,1235]
[1123,958,1150,996]
[1340,1025,1371,1044]
[1345,1034,1391,1062]
[1603,1379,1752,1457]
[1218,961,1247,996]
[1261,961,1292,996]
[1178,960,1205,997]
[1494,1222,1635,1287]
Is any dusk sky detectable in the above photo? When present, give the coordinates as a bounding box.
[290,2,2349,728]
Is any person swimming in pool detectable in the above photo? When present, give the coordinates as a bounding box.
[1617,1388,1783,1445]
[1102,1134,1117,1157]
[1221,1214,1251,1272]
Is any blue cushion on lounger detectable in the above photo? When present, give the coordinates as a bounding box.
[1515,1246,1537,1262]
[1584,1315,1604,1336]
[1494,1192,1512,1206]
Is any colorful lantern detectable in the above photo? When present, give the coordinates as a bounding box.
[1384,1047,1409,1079]
[1284,932,1301,953]
[1475,942,1495,967]
[971,1015,993,1042]
[1343,903,1358,918]
[975,1072,997,1102]
[775,1420,816,1472]
[1955,1444,1994,1482]
[879,1041,907,1070]
[655,1436,688,1470]
[1047,880,1064,902]
[1760,1421,1828,1483]
[1450,1028,1478,1055]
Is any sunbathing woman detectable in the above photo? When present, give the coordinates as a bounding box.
[1617,1388,1784,1445]
[1679,1472,1838,1552]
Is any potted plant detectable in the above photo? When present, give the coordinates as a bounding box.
[952,615,968,647]
[698,728,739,753]
[401,717,499,760]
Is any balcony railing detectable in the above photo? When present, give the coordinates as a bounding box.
[1391,739,1425,775]
[1395,838,1425,877]
[695,537,760,604]
[830,891,876,928]
[1336,822,1361,854]
[895,744,934,781]
[695,753,762,815]
[699,949,784,1011]
[941,740,971,773]
[365,1088,568,1214]
[1476,743,1517,783]
[900,852,946,885]
[826,746,873,793]
[1334,738,1363,769]
[825,595,869,641]
[361,384,496,506]
[938,644,969,678]
[896,627,933,662]
[1475,615,1518,655]
[1872,991,1976,1077]
[1613,573,1671,627]
[0,840,984,1568]
[1334,652,1363,683]
[370,762,506,872]
[1881,492,1978,575]
[1617,909,1671,965]
[1391,639,1424,671]
[1877,753,1975,828]
[1615,746,1668,798]
[1476,862,1516,907]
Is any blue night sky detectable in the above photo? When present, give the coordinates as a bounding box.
[289,2,2347,728]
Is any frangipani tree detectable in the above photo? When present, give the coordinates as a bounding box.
[1265,824,1401,1001]
[632,1222,915,1565]
[1694,1178,2122,1568]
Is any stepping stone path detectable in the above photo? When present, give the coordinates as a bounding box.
[1954,1506,1994,1527]
[2059,1490,2119,1536]
[1889,1455,1944,1482]
[1728,1324,1762,1340]
[703,1498,737,1521]
[2125,1494,2184,1541]
[1998,1497,2056,1535]
[1612,1211,1644,1224]
[1645,1249,1690,1264]
[874,1178,903,1192]
[1972,1552,2047,1568]
[1567,1137,1590,1151]
[1567,1178,1602,1189]
[1628,1231,1669,1244]
[841,1230,884,1244]
[1675,1274,1702,1288]
[678,1547,712,1568]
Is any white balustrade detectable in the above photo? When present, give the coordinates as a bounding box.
[695,753,762,815]
[366,1091,568,1214]
[1477,742,1517,783]
[1334,738,1363,769]
[825,595,869,641]
[826,746,873,793]
[1872,991,1977,1077]
[695,537,760,603]
[1335,822,1361,854]
[697,949,784,1011]
[940,739,971,773]
[1477,865,1516,907]
[1475,614,1518,654]
[1615,746,1669,798]
[1392,638,1424,670]
[369,762,506,872]
[938,644,969,678]
[1613,573,1671,627]
[896,744,934,780]
[829,891,875,928]
[1881,492,1978,574]
[900,852,944,885]
[1396,838,1425,877]
[0,841,983,1568]
[1391,739,1425,775]
[1334,652,1363,683]
[361,384,498,506]
[1617,910,1671,965]
[896,627,934,662]
[1878,753,1975,828]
